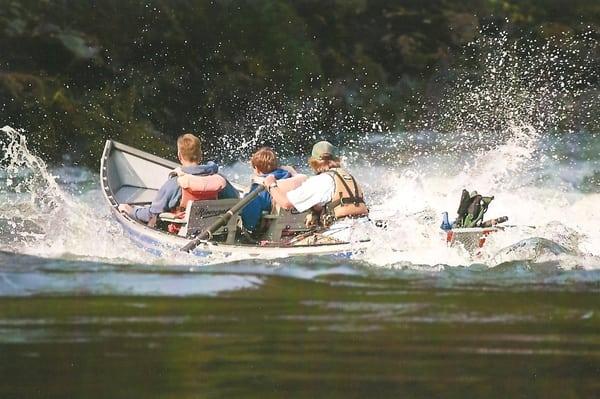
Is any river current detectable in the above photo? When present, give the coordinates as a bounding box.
[1,123,599,398]
[1,32,599,397]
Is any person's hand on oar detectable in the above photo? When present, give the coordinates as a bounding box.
[181,186,266,253]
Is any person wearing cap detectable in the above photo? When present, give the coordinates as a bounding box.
[261,141,369,240]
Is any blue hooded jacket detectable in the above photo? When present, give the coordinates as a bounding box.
[240,168,292,231]
[132,162,238,223]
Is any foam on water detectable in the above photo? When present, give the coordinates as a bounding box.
[352,29,600,269]
[1,123,598,273]
[0,126,163,264]
[0,29,598,274]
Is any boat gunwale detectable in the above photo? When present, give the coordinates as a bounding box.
[100,139,360,256]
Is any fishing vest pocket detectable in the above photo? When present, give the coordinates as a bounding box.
[326,168,369,221]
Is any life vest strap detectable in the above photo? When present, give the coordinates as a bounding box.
[319,168,369,226]
[329,170,360,199]
[329,196,366,208]
[179,189,220,211]
[327,169,365,209]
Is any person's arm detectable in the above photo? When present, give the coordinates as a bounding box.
[280,165,299,176]
[263,174,332,213]
[262,175,295,210]
[119,179,181,223]
[276,174,307,192]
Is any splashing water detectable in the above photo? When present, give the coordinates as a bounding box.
[359,32,599,268]
[0,126,154,264]
[426,29,598,136]
[1,122,598,272]
[208,91,387,163]
[355,29,600,268]
[0,30,599,274]
[0,126,286,267]
[2,28,599,399]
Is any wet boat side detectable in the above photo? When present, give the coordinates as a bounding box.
[101,139,359,259]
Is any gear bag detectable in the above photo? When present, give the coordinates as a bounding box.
[454,189,494,228]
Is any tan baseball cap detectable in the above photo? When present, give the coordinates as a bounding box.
[311,140,338,160]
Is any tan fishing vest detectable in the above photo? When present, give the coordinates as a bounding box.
[324,168,369,222]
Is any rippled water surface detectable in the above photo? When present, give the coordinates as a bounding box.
[1,254,599,398]
[1,31,600,396]
[1,131,599,397]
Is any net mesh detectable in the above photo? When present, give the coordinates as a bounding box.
[447,230,490,252]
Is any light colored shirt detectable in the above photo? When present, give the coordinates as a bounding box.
[287,173,334,212]
[288,172,370,243]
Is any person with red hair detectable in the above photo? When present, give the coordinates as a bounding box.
[240,147,306,232]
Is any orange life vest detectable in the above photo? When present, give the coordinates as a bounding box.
[176,173,227,210]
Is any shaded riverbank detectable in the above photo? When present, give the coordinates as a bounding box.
[1,1,598,166]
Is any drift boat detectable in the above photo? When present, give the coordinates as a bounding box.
[100,140,365,258]
[101,140,503,258]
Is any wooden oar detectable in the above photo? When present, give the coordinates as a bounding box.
[181,186,265,253]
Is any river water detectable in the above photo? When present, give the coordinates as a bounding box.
[1,123,599,398]
[1,34,600,397]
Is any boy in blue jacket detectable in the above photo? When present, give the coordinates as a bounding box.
[240,147,303,232]
[118,133,238,223]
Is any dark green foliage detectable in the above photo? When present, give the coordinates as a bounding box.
[0,0,598,166]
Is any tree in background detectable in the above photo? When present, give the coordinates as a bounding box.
[0,0,598,166]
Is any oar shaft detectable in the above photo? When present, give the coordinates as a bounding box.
[181,185,266,253]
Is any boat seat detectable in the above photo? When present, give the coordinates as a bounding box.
[115,186,157,205]
[158,212,186,224]
[262,209,311,242]
[180,199,239,244]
